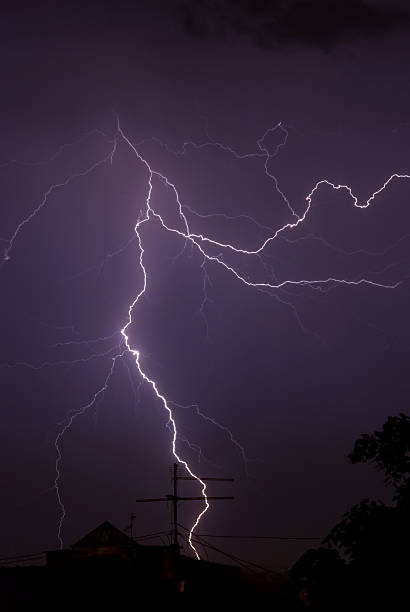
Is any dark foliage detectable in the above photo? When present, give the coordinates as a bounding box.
[348,412,410,505]
[290,547,345,610]
[291,413,410,608]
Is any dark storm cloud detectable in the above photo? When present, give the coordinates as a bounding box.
[180,0,410,49]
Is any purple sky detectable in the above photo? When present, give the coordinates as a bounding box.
[1,0,410,570]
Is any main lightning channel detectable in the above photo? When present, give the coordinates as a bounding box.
[114,118,402,558]
[117,123,209,559]
[2,117,408,560]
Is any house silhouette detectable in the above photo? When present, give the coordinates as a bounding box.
[45,520,249,597]
[46,520,175,581]
[1,521,274,607]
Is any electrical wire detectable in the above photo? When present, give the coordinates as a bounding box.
[179,524,278,575]
[189,533,322,541]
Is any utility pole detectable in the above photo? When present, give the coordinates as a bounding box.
[173,463,178,554]
[135,463,234,592]
[130,512,135,539]
[124,512,136,538]
[172,462,179,586]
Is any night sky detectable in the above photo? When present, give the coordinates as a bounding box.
[1,0,410,570]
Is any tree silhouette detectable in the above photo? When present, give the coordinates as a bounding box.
[291,413,410,609]
[290,547,345,610]
[348,413,410,507]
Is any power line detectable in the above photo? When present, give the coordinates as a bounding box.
[185,533,277,576]
[0,552,45,561]
[132,530,172,540]
[0,552,45,566]
[134,533,173,545]
[179,524,278,575]
[189,533,323,541]
[135,463,234,559]
[179,532,254,573]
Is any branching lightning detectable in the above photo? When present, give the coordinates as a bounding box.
[54,350,126,548]
[1,116,406,559]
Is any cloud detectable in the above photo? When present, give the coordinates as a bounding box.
[179,0,410,49]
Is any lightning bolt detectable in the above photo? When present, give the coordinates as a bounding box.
[1,116,406,560]
[54,351,126,548]
[2,135,118,266]
[169,401,249,476]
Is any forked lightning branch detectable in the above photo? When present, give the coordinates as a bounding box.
[1,117,405,559]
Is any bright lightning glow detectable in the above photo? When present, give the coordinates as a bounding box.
[1,116,407,560]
